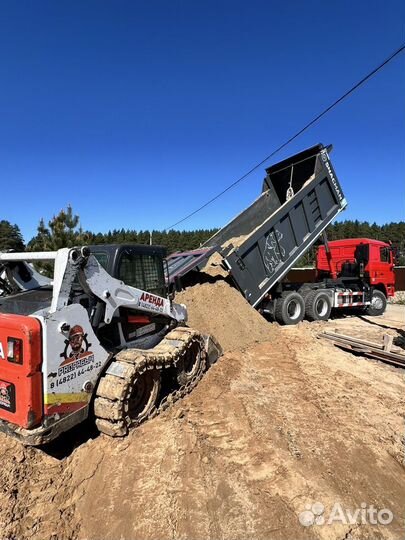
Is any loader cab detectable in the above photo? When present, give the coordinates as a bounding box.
[88,244,168,298]
[86,244,169,350]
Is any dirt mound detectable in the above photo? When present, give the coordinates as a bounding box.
[0,435,78,540]
[0,307,403,540]
[72,318,405,540]
[176,280,275,351]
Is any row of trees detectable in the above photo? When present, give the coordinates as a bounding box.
[1,206,404,264]
[0,207,218,256]
[326,220,404,245]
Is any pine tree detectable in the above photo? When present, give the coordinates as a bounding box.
[28,218,52,252]
[27,206,83,275]
[0,221,25,251]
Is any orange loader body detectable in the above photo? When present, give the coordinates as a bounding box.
[0,314,43,429]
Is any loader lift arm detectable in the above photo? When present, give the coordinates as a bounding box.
[0,247,187,324]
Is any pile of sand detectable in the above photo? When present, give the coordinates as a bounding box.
[0,307,404,539]
[176,280,275,352]
[72,313,405,540]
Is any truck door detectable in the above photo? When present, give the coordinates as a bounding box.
[366,243,395,296]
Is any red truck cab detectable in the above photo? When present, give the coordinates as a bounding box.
[317,238,395,298]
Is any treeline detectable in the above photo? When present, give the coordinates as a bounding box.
[87,229,219,254]
[1,206,404,265]
[326,220,404,245]
[0,207,218,256]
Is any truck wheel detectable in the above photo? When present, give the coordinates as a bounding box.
[274,292,305,325]
[305,290,332,321]
[365,290,387,316]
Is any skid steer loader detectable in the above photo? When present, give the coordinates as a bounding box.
[0,244,221,445]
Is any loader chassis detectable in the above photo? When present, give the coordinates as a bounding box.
[0,245,219,445]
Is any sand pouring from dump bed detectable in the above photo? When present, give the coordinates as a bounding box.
[176,280,275,352]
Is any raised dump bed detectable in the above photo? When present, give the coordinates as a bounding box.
[167,143,347,313]
[208,143,346,307]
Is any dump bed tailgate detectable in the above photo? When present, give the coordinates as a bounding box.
[166,247,217,286]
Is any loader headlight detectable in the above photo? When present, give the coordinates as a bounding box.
[7,338,23,364]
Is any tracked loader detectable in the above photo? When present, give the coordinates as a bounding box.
[0,244,220,445]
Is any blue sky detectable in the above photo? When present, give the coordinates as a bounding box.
[1,1,404,243]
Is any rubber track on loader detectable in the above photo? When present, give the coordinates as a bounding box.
[94,327,206,437]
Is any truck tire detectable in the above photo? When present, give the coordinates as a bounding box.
[274,291,305,325]
[365,290,387,316]
[305,290,332,321]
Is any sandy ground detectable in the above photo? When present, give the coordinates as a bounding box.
[388,291,405,305]
[0,302,404,540]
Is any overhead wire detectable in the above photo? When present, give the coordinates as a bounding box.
[165,43,405,230]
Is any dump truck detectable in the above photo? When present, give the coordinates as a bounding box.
[167,144,395,324]
[0,245,221,444]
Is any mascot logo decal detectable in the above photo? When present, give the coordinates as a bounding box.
[59,325,95,376]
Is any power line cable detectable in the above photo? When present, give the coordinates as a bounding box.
[166,43,405,230]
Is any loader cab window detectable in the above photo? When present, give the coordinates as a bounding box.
[92,251,109,270]
[118,251,166,297]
